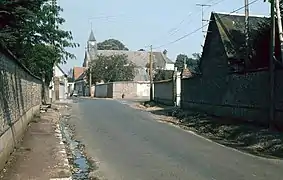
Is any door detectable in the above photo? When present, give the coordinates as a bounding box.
[59,83,65,100]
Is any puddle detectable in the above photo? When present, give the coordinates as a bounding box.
[60,115,94,179]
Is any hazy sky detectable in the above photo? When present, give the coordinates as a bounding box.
[58,0,270,72]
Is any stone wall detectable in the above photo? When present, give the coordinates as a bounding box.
[153,80,174,106]
[113,82,137,99]
[181,70,283,127]
[0,48,42,170]
[95,81,150,99]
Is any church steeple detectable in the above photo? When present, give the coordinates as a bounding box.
[88,30,96,42]
[86,29,98,67]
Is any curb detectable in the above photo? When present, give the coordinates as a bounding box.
[52,122,72,180]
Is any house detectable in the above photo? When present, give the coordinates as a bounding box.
[199,12,279,77]
[73,67,86,96]
[83,30,175,82]
[49,64,68,101]
[180,12,283,129]
[74,70,88,96]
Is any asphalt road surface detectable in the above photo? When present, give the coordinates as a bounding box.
[69,98,283,180]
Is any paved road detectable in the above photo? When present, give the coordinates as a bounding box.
[70,98,283,180]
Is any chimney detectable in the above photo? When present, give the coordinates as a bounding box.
[163,49,168,56]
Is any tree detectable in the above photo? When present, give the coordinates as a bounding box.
[163,49,168,56]
[97,39,129,50]
[153,70,174,81]
[192,53,201,61]
[89,54,136,83]
[175,53,201,73]
[0,0,78,84]
[175,54,189,71]
[23,44,60,83]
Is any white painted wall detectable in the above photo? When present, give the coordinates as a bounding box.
[136,83,150,97]
[175,72,181,107]
[165,63,175,70]
[54,65,64,77]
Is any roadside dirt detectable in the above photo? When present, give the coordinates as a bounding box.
[0,105,71,180]
[134,101,283,159]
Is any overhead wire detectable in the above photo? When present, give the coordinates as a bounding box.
[151,0,261,50]
[170,0,227,36]
[145,0,228,49]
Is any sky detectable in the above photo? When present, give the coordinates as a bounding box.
[58,0,270,72]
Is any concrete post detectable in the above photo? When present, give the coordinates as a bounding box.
[175,71,181,107]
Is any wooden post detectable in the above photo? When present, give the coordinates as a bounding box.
[149,45,153,101]
[269,0,275,128]
[89,67,92,97]
[245,0,250,67]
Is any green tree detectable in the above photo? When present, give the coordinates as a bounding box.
[175,54,189,71]
[89,54,136,83]
[0,0,78,84]
[192,53,201,61]
[153,70,174,81]
[175,53,201,73]
[97,39,129,50]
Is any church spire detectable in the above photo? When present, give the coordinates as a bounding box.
[88,29,96,42]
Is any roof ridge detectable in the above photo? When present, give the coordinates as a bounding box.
[213,11,269,18]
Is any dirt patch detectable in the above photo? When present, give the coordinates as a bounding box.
[0,106,71,180]
[135,102,283,159]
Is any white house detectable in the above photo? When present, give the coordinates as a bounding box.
[49,64,68,101]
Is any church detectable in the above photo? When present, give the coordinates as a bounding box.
[73,30,175,96]
[83,30,174,80]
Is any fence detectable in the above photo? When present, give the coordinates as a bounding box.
[181,70,283,127]
[95,81,150,99]
[0,47,42,169]
[153,80,175,106]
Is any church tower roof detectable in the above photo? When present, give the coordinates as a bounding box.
[88,30,96,41]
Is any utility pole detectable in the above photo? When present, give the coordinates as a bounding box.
[275,0,283,61]
[196,3,211,38]
[244,0,250,67]
[269,0,275,128]
[51,0,56,102]
[89,67,92,97]
[149,45,153,101]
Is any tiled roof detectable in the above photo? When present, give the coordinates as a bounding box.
[182,67,193,79]
[75,71,87,81]
[212,12,268,60]
[73,67,86,80]
[96,50,174,68]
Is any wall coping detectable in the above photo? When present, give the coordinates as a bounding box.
[96,81,151,86]
[0,45,41,81]
[154,79,173,84]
